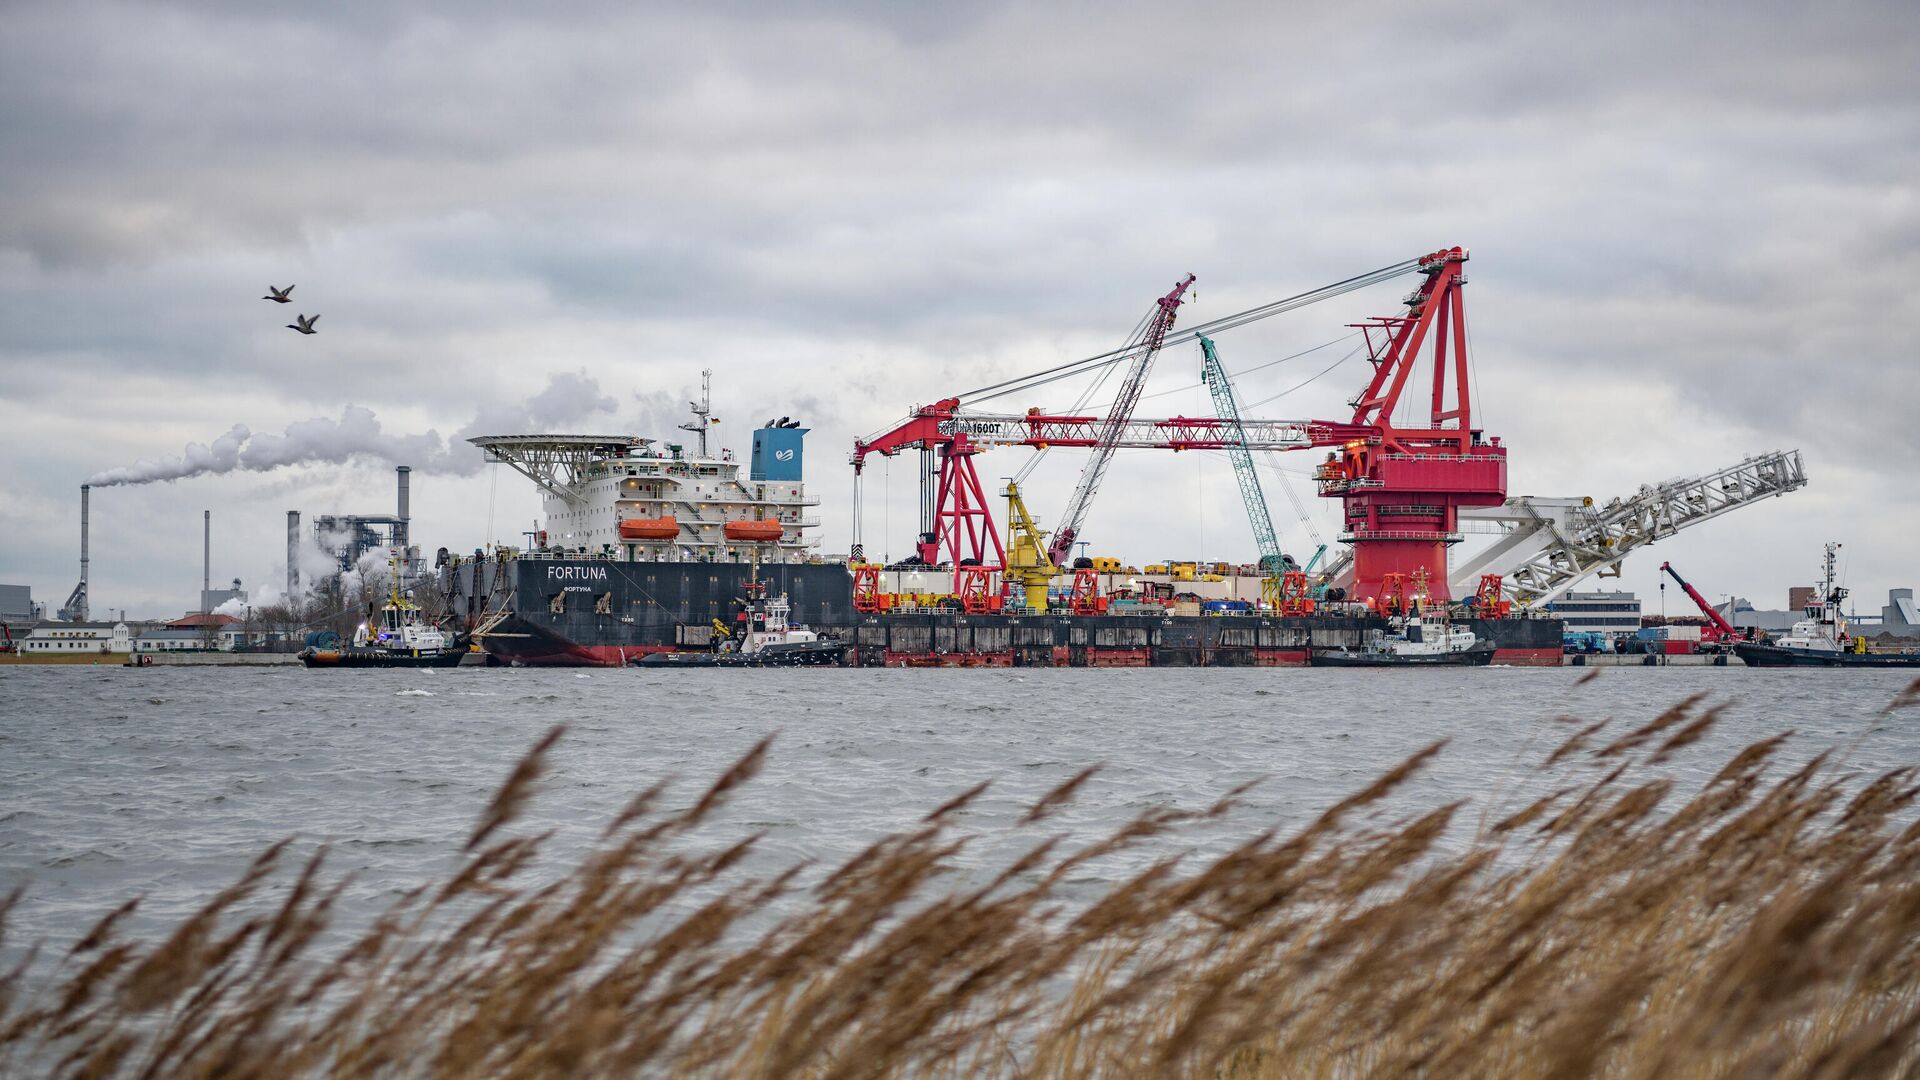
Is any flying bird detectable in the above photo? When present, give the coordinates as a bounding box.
[286,314,320,335]
[262,285,295,303]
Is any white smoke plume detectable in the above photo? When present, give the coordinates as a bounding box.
[336,547,398,608]
[212,588,272,618]
[87,372,617,487]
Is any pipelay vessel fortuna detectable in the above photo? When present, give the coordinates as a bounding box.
[442,407,1562,669]
[444,249,1605,667]
[434,246,1821,668]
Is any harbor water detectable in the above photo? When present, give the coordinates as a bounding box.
[2,666,1917,958]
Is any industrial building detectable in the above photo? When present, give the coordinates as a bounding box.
[312,466,422,579]
[0,584,37,626]
[1872,589,1919,638]
[201,578,246,614]
[1715,598,1802,633]
[1543,591,1643,634]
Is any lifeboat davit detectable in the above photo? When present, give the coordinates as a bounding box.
[723,520,784,542]
[618,517,680,541]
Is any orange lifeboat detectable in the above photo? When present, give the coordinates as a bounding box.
[723,520,784,542]
[618,516,680,541]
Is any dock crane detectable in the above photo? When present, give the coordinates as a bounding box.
[1659,561,1741,643]
[1199,335,1299,610]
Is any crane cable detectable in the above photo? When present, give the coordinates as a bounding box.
[1014,307,1158,486]
[1239,339,1366,411]
[1135,333,1349,406]
[952,257,1419,409]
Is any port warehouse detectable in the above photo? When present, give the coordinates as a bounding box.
[445,556,1563,666]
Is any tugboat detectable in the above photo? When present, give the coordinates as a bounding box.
[1312,611,1496,667]
[636,584,845,667]
[1735,543,1920,667]
[300,561,469,668]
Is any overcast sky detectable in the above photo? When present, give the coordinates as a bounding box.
[2,1,1915,620]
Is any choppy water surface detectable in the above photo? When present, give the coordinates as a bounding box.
[2,665,1916,954]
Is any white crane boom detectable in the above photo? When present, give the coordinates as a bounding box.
[1316,450,1808,605]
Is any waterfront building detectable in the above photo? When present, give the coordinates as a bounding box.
[22,622,131,653]
[134,628,218,652]
[1543,590,1642,634]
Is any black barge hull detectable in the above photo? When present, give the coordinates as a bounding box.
[446,557,1565,667]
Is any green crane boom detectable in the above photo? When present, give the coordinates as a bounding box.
[1199,336,1294,578]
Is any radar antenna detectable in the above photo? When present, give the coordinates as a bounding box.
[678,369,717,457]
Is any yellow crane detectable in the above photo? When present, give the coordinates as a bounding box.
[1002,481,1059,612]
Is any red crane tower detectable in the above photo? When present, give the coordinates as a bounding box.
[1309,247,1506,601]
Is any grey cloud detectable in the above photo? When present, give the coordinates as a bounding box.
[2,0,1916,615]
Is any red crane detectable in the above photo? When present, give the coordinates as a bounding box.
[847,403,1367,588]
[1308,247,1506,601]
[850,249,1500,604]
[1659,561,1739,642]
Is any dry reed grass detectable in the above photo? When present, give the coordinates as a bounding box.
[6,680,1920,1078]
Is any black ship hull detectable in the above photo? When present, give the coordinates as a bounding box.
[448,559,853,666]
[1734,643,1920,668]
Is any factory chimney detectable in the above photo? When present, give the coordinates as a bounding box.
[59,485,91,622]
[396,465,411,553]
[287,511,301,600]
[81,486,89,608]
[202,510,211,612]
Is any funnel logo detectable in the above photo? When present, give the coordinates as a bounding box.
[775,449,795,461]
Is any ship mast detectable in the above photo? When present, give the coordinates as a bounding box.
[679,368,716,458]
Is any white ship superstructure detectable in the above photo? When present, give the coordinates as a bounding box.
[470,409,820,563]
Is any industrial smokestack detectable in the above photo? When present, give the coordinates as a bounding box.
[203,510,211,612]
[80,485,89,603]
[396,465,411,552]
[76,485,90,622]
[59,485,92,622]
[287,511,300,599]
